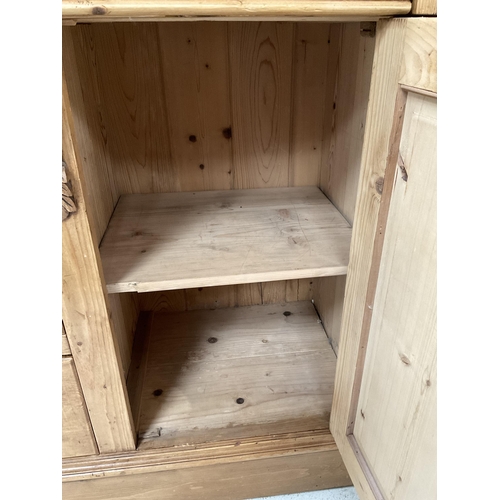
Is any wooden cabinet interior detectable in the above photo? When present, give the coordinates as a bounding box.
[62,17,373,497]
[63,20,374,383]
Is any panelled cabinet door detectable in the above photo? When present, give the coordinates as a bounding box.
[331,18,436,500]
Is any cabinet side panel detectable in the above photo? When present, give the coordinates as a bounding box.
[63,77,136,453]
[320,22,375,225]
[63,27,118,241]
[64,26,141,380]
[315,23,375,346]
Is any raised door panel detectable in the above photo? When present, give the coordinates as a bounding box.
[353,93,436,499]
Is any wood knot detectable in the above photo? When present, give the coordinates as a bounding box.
[222,127,232,139]
[375,177,384,195]
[92,6,108,15]
[399,353,411,365]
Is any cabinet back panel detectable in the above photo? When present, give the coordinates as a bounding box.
[64,22,343,194]
[138,279,314,313]
[63,20,373,382]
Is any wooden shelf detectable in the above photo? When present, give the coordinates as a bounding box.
[100,186,351,293]
[128,301,336,449]
[62,1,411,24]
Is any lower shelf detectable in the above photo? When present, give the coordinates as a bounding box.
[128,300,337,449]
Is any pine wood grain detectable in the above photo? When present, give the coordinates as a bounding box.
[289,23,333,187]
[321,22,375,224]
[63,447,350,499]
[63,76,136,453]
[354,93,436,500]
[66,22,340,195]
[330,18,437,500]
[63,358,98,458]
[138,279,313,313]
[62,1,411,22]
[313,275,346,354]
[400,18,437,93]
[230,22,293,188]
[130,301,335,447]
[411,0,436,15]
[63,27,118,241]
[99,187,351,293]
[157,23,234,192]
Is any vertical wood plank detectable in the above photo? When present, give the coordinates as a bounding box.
[261,281,287,304]
[230,22,294,188]
[321,23,376,224]
[157,23,234,192]
[289,23,332,187]
[234,283,263,307]
[186,286,238,310]
[354,94,436,500]
[138,290,187,313]
[313,275,346,354]
[91,23,176,194]
[108,293,140,377]
[63,75,136,453]
[63,26,118,241]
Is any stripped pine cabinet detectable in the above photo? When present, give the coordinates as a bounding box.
[61,4,436,499]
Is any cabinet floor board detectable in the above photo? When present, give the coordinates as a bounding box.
[100,186,351,293]
[127,301,336,449]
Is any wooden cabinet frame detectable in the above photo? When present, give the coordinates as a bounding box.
[62,10,437,500]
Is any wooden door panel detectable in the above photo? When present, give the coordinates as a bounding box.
[331,18,436,500]
[354,93,436,499]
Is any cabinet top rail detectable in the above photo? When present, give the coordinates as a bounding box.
[62,1,411,24]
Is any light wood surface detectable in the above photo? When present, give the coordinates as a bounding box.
[63,76,136,453]
[63,447,350,499]
[64,22,347,195]
[62,1,411,22]
[62,358,98,458]
[320,22,375,225]
[400,19,437,94]
[99,187,351,293]
[157,23,233,192]
[354,93,436,500]
[63,28,140,380]
[314,22,375,349]
[128,301,336,447]
[230,22,293,188]
[289,23,332,187]
[314,275,346,354]
[139,279,313,313]
[64,428,336,479]
[411,0,436,15]
[330,18,437,500]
